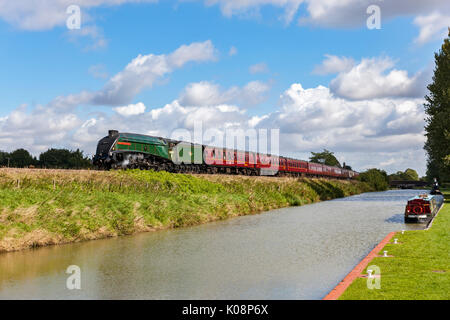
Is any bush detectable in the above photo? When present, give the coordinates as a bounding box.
[358,168,389,191]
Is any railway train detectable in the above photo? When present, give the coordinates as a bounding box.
[93,130,359,179]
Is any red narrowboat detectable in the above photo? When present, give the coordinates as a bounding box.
[404,194,444,223]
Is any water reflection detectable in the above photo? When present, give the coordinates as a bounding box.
[384,214,407,224]
[0,189,427,300]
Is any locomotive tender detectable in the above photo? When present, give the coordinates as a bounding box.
[93,130,359,179]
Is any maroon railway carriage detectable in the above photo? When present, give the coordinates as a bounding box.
[96,130,357,178]
[203,145,354,179]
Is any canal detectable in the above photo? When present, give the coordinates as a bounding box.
[0,189,427,299]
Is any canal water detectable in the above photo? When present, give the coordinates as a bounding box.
[0,189,427,299]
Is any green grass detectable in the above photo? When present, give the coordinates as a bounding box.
[340,189,450,300]
[0,168,373,252]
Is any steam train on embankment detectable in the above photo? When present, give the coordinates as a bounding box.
[93,130,359,179]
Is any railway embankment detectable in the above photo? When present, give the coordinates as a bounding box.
[0,168,373,253]
[339,189,450,300]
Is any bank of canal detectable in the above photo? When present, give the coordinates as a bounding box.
[0,189,426,299]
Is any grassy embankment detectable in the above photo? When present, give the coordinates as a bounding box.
[340,189,450,300]
[0,168,372,253]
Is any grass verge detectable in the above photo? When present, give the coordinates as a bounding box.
[340,189,450,300]
[0,168,372,253]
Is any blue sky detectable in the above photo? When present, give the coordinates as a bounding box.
[1,0,449,175]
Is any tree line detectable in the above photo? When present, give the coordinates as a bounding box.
[357,168,422,191]
[0,148,92,169]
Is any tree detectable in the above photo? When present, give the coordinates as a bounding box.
[424,29,450,182]
[358,168,389,191]
[0,151,10,167]
[309,149,341,167]
[39,148,92,169]
[388,168,419,181]
[9,149,35,168]
[404,168,419,181]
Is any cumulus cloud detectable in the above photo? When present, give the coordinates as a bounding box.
[328,57,428,100]
[200,0,450,45]
[47,40,217,110]
[312,55,355,75]
[92,40,216,105]
[256,83,426,173]
[179,80,270,107]
[114,102,146,116]
[0,78,428,174]
[2,0,449,48]
[0,104,82,154]
[301,0,450,27]
[414,13,450,45]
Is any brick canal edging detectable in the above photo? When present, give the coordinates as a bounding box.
[323,231,396,300]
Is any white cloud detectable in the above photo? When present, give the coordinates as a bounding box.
[256,83,427,173]
[228,46,238,56]
[90,40,216,105]
[249,62,269,74]
[0,104,82,154]
[329,57,427,100]
[0,0,158,31]
[414,12,450,45]
[201,0,450,45]
[312,54,355,75]
[114,102,146,116]
[0,79,428,175]
[204,0,303,24]
[179,81,224,106]
[47,40,217,109]
[0,0,159,48]
[179,80,270,107]
[2,0,449,48]
[301,0,450,27]
[67,24,108,50]
[240,81,271,105]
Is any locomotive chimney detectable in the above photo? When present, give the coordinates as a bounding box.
[109,130,119,138]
